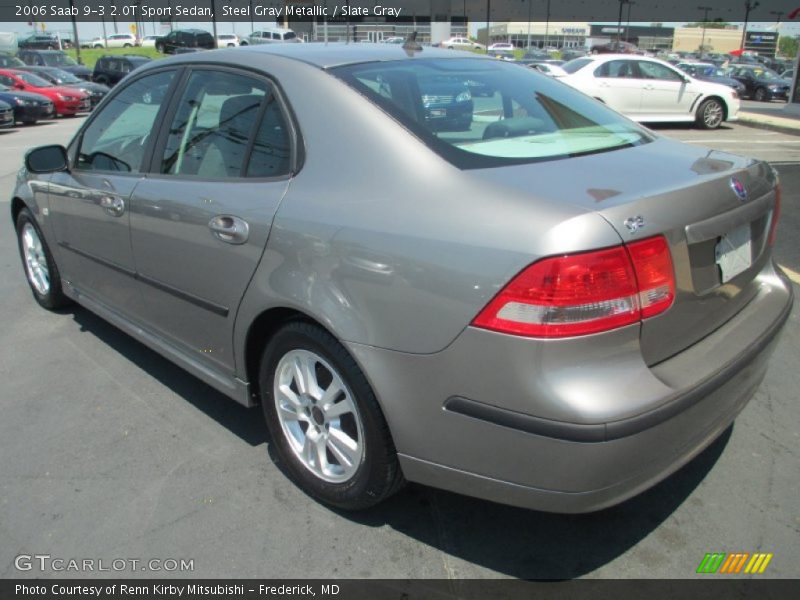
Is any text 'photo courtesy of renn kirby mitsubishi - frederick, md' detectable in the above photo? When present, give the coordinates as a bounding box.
[1,0,799,593]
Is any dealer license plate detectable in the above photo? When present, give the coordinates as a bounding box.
[715,223,752,283]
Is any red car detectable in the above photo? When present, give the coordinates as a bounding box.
[0,69,89,116]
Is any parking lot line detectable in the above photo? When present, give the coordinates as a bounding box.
[779,265,800,285]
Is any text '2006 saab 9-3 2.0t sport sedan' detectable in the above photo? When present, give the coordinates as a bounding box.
[12,45,792,513]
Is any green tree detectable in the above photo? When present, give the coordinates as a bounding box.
[778,35,798,59]
[684,21,731,29]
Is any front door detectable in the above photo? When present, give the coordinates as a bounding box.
[636,60,698,117]
[129,68,294,376]
[47,69,178,313]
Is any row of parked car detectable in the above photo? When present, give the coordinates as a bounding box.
[0,49,120,127]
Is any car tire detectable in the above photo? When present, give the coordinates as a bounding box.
[95,76,108,85]
[227,43,235,47]
[259,321,404,510]
[696,98,724,129]
[123,43,132,47]
[15,207,70,310]
[754,87,768,102]
[156,43,165,53]
[240,41,248,46]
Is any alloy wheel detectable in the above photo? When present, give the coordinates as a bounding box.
[703,101,723,128]
[273,349,365,483]
[21,223,50,295]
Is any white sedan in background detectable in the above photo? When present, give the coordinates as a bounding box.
[440,37,485,50]
[140,35,159,48]
[560,54,740,129]
[488,42,515,51]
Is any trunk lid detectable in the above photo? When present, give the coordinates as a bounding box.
[468,137,779,365]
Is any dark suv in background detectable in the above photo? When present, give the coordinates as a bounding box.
[92,55,152,86]
[17,34,61,50]
[155,29,215,54]
[17,50,92,81]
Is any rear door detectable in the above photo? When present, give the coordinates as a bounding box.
[592,59,643,116]
[47,68,178,313]
[129,67,295,375]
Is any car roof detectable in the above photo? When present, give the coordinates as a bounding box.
[235,43,484,69]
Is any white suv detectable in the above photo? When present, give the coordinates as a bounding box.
[97,33,138,48]
[561,54,739,129]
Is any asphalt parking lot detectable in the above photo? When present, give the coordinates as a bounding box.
[0,118,798,580]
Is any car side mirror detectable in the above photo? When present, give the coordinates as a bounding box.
[25,145,68,173]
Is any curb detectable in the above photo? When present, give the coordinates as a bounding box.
[737,114,800,136]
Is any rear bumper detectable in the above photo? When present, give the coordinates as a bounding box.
[347,263,793,513]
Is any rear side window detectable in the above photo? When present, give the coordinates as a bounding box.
[333,58,652,169]
[561,58,592,74]
[160,70,291,179]
[76,70,175,173]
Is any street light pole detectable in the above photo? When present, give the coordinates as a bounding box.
[698,5,712,52]
[740,0,760,51]
[625,1,634,43]
[616,0,628,47]
[526,0,532,50]
[544,0,551,49]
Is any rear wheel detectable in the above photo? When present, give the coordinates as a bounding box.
[696,98,724,129]
[260,321,403,510]
[123,43,132,47]
[753,87,768,102]
[15,207,70,310]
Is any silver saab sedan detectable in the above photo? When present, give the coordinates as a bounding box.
[11,44,792,513]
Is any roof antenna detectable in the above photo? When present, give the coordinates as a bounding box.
[402,31,423,53]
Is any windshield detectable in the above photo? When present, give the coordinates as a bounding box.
[51,69,81,83]
[332,58,652,169]
[43,54,78,67]
[16,72,53,87]
[751,68,781,80]
[0,55,25,67]
[562,58,593,74]
[284,32,296,40]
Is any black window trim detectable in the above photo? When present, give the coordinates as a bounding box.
[145,63,302,183]
[69,65,184,177]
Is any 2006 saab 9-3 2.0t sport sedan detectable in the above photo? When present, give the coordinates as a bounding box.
[12,45,792,513]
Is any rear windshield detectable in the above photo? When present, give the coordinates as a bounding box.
[332,58,652,169]
[44,53,78,67]
[283,32,296,40]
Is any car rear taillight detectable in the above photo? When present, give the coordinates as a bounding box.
[472,236,675,338]
[768,185,781,247]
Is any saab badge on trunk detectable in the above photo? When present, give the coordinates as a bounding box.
[730,177,748,202]
[624,215,645,234]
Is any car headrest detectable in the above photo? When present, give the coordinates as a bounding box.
[219,94,263,136]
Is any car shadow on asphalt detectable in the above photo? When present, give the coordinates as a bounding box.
[69,307,268,447]
[67,304,730,579]
[338,426,731,579]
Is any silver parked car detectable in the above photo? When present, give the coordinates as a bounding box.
[12,45,792,513]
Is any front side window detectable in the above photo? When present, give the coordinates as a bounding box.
[160,70,291,179]
[76,70,175,173]
[333,58,652,168]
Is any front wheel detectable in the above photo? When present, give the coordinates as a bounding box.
[696,98,724,129]
[15,207,70,310]
[753,87,768,102]
[260,321,403,510]
[156,43,165,53]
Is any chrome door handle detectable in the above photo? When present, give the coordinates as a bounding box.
[643,84,654,90]
[209,215,249,245]
[100,195,125,216]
